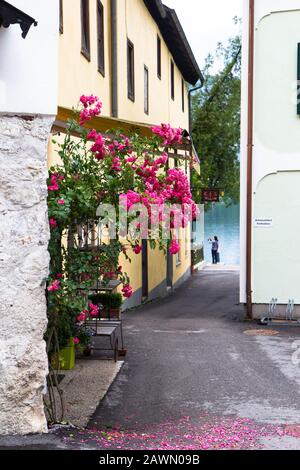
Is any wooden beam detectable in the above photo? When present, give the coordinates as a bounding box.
[51,106,195,160]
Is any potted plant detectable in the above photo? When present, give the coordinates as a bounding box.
[90,292,123,319]
[108,292,123,319]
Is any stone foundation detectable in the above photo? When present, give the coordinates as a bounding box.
[0,115,54,435]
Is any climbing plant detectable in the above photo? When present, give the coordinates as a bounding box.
[44,95,198,422]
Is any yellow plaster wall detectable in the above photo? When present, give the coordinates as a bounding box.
[58,0,111,116]
[117,0,189,128]
[148,246,167,293]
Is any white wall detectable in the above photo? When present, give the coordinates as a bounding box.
[0,0,59,115]
[241,0,300,305]
[253,171,300,304]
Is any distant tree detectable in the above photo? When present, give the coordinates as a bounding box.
[192,22,241,206]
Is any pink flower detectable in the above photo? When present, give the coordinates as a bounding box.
[90,132,106,160]
[73,337,80,345]
[79,95,102,125]
[151,123,183,146]
[111,157,122,172]
[49,218,57,229]
[169,239,180,255]
[89,303,99,318]
[122,284,133,299]
[77,312,86,322]
[47,280,60,292]
[133,244,142,255]
[56,273,63,279]
[58,199,65,205]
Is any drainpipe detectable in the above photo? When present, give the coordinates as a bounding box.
[111,0,118,117]
[188,80,204,135]
[246,0,255,319]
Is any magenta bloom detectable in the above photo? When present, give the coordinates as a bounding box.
[133,245,142,255]
[89,303,99,318]
[151,123,183,146]
[77,312,86,323]
[58,199,65,205]
[79,95,102,126]
[47,280,60,292]
[169,239,180,255]
[122,284,133,299]
[49,218,57,229]
[73,337,80,345]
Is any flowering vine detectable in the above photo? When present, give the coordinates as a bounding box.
[46,95,198,351]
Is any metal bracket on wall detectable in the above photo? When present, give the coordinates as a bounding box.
[0,0,37,39]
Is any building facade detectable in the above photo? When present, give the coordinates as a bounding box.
[50,0,203,309]
[241,0,300,317]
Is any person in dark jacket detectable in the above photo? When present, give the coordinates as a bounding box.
[208,236,219,264]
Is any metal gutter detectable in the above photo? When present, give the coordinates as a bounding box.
[111,0,118,118]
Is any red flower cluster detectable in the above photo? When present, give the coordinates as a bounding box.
[151,124,183,146]
[76,303,99,323]
[122,284,133,298]
[79,95,102,126]
[47,280,60,292]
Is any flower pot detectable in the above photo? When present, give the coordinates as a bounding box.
[51,341,75,370]
[59,344,75,370]
[109,308,121,320]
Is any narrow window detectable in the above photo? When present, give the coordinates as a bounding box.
[171,60,175,100]
[157,35,161,79]
[144,66,149,114]
[81,0,90,61]
[97,1,105,75]
[127,39,135,101]
[59,0,63,34]
[182,78,185,112]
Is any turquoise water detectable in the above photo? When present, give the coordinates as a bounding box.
[204,204,240,265]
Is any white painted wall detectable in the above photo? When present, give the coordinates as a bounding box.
[0,0,59,115]
[241,0,300,305]
[253,172,300,304]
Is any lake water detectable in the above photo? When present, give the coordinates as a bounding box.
[204,204,240,265]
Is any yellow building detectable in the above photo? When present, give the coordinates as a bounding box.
[49,0,203,308]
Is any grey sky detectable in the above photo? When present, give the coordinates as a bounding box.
[163,0,243,71]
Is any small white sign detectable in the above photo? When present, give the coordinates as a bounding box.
[254,218,273,228]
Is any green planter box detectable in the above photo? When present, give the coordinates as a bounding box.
[59,343,75,370]
[51,341,75,370]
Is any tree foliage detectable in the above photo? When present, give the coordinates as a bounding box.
[192,25,241,205]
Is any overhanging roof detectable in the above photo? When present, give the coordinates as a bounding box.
[144,0,203,86]
[0,0,37,38]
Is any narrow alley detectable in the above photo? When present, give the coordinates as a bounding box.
[55,269,300,450]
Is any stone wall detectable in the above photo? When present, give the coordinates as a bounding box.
[0,115,54,435]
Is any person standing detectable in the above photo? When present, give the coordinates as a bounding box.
[208,236,219,264]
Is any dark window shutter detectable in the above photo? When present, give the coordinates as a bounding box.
[97,1,105,75]
[81,0,90,61]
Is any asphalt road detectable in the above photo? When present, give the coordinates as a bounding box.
[77,269,300,450]
[3,269,300,450]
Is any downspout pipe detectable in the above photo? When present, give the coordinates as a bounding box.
[111,0,118,118]
[246,0,255,319]
[188,79,204,135]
